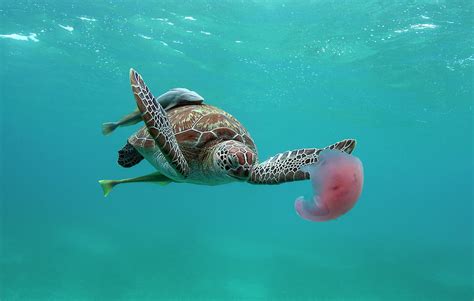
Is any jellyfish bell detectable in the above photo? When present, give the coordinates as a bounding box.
[295,149,364,222]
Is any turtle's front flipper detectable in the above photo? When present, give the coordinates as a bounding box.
[130,68,190,178]
[248,139,356,184]
[98,172,172,197]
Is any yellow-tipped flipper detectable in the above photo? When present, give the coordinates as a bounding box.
[98,172,172,197]
[99,180,117,197]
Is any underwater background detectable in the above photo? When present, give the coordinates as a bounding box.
[1,0,472,300]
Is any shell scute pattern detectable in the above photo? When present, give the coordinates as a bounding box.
[129,104,256,164]
[129,127,155,148]
[175,130,201,144]
[168,105,207,134]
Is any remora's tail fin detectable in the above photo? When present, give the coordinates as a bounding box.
[102,122,119,136]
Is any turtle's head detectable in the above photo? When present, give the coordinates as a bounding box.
[213,141,256,181]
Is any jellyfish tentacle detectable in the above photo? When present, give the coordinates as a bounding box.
[311,195,330,216]
[295,195,330,221]
[248,139,356,184]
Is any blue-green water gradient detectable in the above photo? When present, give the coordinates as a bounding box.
[1,1,472,300]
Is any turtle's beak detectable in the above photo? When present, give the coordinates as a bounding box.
[229,166,251,180]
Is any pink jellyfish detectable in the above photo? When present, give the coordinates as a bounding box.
[295,149,364,222]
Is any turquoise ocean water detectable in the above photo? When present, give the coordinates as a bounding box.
[1,1,472,300]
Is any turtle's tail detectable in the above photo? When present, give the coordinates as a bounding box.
[98,180,117,197]
[102,122,119,136]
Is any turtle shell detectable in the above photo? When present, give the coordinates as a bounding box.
[129,104,256,163]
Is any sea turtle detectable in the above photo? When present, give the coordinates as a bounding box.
[99,69,356,196]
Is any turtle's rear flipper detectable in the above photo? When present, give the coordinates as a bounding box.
[118,142,144,168]
[98,172,172,197]
[248,139,356,184]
